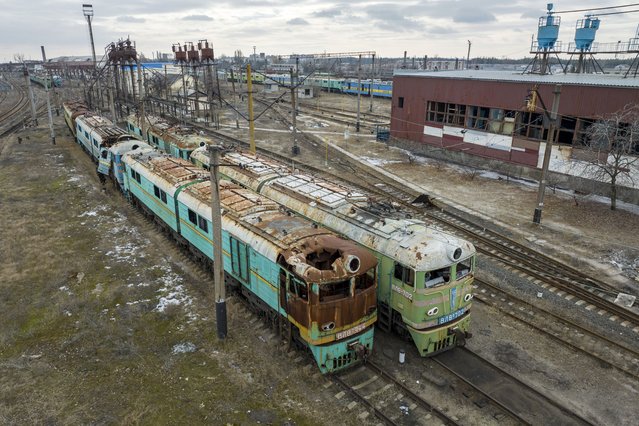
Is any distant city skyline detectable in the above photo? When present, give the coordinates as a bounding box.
[2,1,638,63]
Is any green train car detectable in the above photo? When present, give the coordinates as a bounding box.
[126,114,205,160]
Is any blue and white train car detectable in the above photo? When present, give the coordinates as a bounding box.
[76,114,135,162]
[107,140,155,192]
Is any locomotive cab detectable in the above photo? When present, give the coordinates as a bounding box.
[389,254,476,355]
[277,237,378,372]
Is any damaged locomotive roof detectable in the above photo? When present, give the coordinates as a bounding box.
[125,154,377,283]
[128,114,208,151]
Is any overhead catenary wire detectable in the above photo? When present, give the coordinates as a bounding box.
[591,8,639,16]
[553,3,639,14]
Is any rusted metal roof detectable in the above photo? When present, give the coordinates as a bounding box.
[125,153,377,283]
[128,114,208,150]
[77,114,131,145]
[219,151,475,271]
[393,69,639,89]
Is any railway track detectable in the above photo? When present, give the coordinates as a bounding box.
[285,96,388,124]
[0,77,28,125]
[474,278,639,380]
[332,360,460,425]
[256,96,384,131]
[432,347,594,425]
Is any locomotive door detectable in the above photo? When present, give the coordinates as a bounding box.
[229,237,249,285]
[278,269,309,328]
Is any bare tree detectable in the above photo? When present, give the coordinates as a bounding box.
[582,104,639,210]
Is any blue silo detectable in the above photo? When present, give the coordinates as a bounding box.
[575,16,600,51]
[537,3,561,49]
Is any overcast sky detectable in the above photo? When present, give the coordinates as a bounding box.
[2,1,638,62]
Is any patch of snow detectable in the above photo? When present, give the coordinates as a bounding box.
[105,242,143,265]
[172,342,197,354]
[153,266,198,322]
[79,210,99,217]
[602,250,639,280]
[360,156,403,167]
[126,299,152,306]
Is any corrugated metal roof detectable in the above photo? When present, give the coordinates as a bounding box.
[393,70,639,88]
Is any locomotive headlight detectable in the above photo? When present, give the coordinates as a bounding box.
[427,307,439,316]
[321,321,336,331]
[464,294,473,302]
[448,247,463,262]
[344,255,360,274]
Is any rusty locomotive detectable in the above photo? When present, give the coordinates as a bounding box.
[63,102,379,373]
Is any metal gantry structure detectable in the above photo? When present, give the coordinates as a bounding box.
[270,51,377,153]
[525,3,639,76]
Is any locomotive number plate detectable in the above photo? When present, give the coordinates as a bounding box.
[336,323,366,340]
[438,308,466,325]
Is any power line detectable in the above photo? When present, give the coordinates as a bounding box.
[554,3,639,14]
[594,8,639,16]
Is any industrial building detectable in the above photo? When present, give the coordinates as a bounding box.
[390,70,639,202]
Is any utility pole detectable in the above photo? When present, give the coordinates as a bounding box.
[83,4,102,109]
[230,68,239,129]
[23,67,38,126]
[208,144,227,339]
[40,46,55,144]
[181,63,188,123]
[533,84,562,225]
[466,40,472,70]
[356,54,362,132]
[136,58,145,140]
[108,65,116,121]
[369,53,375,112]
[290,67,300,155]
[247,64,256,154]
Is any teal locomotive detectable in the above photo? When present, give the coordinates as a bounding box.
[30,74,62,89]
[63,102,379,374]
[259,73,393,98]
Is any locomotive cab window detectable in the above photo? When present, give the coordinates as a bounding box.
[424,266,451,288]
[355,269,376,293]
[288,278,308,301]
[198,216,208,233]
[455,257,473,279]
[394,263,414,286]
[320,279,351,302]
[129,169,141,184]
